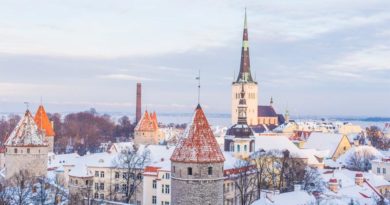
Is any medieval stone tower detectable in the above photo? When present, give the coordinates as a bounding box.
[34,105,55,152]
[5,110,48,179]
[170,104,225,205]
[232,10,258,125]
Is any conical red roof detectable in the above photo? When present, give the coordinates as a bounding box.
[135,111,157,132]
[170,105,225,163]
[34,105,55,137]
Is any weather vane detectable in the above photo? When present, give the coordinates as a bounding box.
[24,102,29,110]
[196,70,201,104]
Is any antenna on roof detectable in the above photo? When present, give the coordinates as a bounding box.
[196,70,201,105]
[24,102,29,111]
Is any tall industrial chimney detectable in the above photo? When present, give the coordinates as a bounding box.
[136,83,142,123]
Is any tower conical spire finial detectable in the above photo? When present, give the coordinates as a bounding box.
[236,9,254,83]
[244,8,247,29]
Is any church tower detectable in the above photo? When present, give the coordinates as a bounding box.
[171,104,225,205]
[232,10,258,125]
[225,85,255,159]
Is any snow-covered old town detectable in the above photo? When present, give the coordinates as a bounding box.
[1,1,390,205]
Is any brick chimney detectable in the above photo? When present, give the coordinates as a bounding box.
[355,173,364,186]
[136,83,142,123]
[328,178,338,192]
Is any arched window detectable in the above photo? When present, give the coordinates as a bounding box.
[244,145,247,152]
[237,145,241,152]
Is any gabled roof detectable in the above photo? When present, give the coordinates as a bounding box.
[258,106,277,117]
[5,110,46,146]
[135,111,158,132]
[303,132,349,158]
[34,105,55,137]
[170,104,225,163]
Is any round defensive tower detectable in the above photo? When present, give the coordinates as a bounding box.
[170,104,225,205]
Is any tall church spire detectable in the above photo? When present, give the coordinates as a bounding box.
[236,9,254,83]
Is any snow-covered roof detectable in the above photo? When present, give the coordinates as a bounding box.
[337,146,383,166]
[251,190,315,205]
[48,152,80,169]
[170,105,225,163]
[65,143,175,177]
[320,169,390,204]
[255,134,306,158]
[304,132,347,158]
[5,110,47,146]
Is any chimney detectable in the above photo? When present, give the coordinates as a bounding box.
[328,178,338,192]
[355,173,364,186]
[136,83,142,123]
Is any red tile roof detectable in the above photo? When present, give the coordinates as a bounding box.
[135,111,158,132]
[170,105,225,163]
[34,105,55,137]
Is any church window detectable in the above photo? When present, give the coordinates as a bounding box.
[208,167,213,175]
[187,167,192,175]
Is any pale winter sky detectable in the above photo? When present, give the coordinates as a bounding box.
[0,0,389,117]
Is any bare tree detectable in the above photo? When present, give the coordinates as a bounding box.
[0,180,12,205]
[233,159,256,205]
[52,175,68,205]
[302,167,325,193]
[251,149,269,199]
[9,170,33,205]
[346,149,377,171]
[115,144,150,204]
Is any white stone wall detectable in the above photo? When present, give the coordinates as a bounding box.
[5,145,48,179]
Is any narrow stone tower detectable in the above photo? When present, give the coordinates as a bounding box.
[170,104,225,205]
[5,110,48,179]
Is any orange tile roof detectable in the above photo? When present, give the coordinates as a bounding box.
[135,111,158,132]
[34,105,55,137]
[170,104,225,163]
